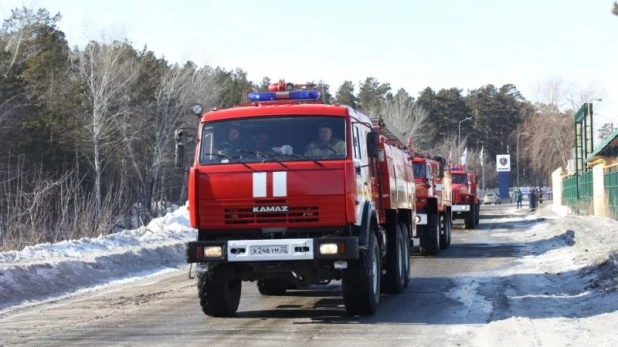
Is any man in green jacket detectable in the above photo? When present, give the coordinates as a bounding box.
[304,123,346,158]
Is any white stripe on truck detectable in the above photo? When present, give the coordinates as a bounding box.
[253,172,267,198]
[273,171,287,197]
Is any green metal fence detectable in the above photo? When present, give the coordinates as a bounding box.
[562,171,594,213]
[579,170,594,208]
[605,168,618,219]
[563,175,578,209]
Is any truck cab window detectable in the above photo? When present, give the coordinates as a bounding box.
[413,163,426,179]
[353,126,362,159]
[452,174,467,184]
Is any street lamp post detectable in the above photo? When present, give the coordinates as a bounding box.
[458,117,472,164]
[516,131,529,189]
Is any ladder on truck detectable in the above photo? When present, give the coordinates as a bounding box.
[369,114,407,148]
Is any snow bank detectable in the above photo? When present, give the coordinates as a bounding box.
[0,206,195,310]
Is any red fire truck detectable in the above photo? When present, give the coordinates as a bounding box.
[450,165,479,229]
[176,81,416,317]
[410,152,452,255]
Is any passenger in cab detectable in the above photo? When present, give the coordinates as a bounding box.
[304,123,346,158]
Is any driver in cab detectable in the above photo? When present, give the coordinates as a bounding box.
[304,123,346,158]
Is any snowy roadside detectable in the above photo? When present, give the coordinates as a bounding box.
[0,206,196,311]
[458,203,618,346]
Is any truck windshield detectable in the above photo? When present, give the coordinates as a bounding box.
[413,163,426,179]
[199,116,348,165]
[452,174,468,184]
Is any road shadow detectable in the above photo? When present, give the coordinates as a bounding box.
[474,217,547,230]
[479,213,537,220]
[427,242,524,259]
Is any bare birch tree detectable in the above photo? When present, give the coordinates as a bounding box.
[367,93,431,149]
[120,62,221,223]
[521,104,572,183]
[528,79,603,181]
[74,40,140,212]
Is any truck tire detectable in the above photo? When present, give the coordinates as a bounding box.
[420,212,440,256]
[197,263,241,317]
[440,211,452,249]
[342,232,380,315]
[465,205,476,230]
[475,203,480,226]
[257,279,288,296]
[382,224,405,294]
[399,223,411,288]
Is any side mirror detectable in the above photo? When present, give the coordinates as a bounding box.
[433,156,445,178]
[175,143,185,168]
[190,103,203,117]
[174,129,184,168]
[366,131,380,158]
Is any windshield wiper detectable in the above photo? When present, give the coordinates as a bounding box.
[201,152,254,171]
[239,150,288,168]
[288,153,324,167]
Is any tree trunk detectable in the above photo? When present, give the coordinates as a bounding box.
[93,120,102,217]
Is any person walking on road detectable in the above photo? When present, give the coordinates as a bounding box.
[529,188,537,211]
[515,188,523,209]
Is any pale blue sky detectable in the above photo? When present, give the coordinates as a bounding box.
[2,0,617,129]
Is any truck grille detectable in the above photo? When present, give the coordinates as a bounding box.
[224,206,319,224]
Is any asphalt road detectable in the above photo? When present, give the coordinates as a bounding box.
[0,204,536,347]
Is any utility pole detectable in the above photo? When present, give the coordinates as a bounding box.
[516,131,529,189]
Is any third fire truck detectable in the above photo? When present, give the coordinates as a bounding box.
[450,165,479,229]
[410,151,452,255]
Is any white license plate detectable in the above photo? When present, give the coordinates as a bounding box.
[250,245,289,255]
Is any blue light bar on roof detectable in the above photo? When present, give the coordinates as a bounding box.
[248,90,321,102]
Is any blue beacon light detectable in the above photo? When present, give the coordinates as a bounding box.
[247,90,321,102]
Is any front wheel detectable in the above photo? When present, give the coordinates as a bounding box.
[399,223,411,288]
[197,264,242,317]
[342,232,381,315]
[440,211,452,250]
[420,212,440,256]
[464,205,476,230]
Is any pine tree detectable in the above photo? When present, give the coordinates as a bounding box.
[334,80,357,108]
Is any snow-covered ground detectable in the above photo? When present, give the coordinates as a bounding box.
[454,204,618,346]
[1,202,618,345]
[0,206,196,311]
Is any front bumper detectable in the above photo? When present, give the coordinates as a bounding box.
[451,205,471,212]
[187,237,359,263]
[415,213,428,225]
